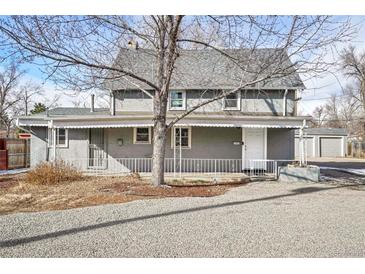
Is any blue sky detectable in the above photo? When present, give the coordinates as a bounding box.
[3,15,365,113]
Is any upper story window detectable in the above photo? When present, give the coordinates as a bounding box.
[169,90,186,110]
[48,128,68,148]
[133,127,152,144]
[223,92,241,110]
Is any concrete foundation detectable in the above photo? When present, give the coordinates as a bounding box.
[278,165,320,183]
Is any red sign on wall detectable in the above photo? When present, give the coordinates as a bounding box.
[18,133,31,139]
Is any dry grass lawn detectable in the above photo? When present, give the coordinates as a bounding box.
[0,173,246,215]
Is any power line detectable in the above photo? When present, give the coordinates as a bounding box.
[300,94,349,101]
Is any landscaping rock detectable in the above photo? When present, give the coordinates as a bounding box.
[278,165,320,183]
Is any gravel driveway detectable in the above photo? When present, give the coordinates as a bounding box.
[0,181,364,257]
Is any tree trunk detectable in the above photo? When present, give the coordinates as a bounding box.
[151,93,168,186]
[6,123,10,138]
[151,118,167,186]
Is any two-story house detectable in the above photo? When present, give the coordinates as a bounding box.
[17,48,309,175]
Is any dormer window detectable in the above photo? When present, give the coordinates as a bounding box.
[223,92,241,110]
[169,90,186,110]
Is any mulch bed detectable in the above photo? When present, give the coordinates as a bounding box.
[0,173,247,215]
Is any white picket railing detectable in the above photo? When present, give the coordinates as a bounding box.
[64,158,278,179]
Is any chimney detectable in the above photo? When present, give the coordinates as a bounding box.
[128,40,139,50]
[90,94,95,113]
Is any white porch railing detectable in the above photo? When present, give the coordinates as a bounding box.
[64,157,279,179]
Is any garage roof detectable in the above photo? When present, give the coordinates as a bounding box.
[295,128,347,136]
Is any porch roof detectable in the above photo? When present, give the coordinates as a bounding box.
[17,114,309,129]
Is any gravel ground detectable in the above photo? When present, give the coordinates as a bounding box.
[0,180,364,257]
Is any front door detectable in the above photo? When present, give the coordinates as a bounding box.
[88,128,106,169]
[242,128,266,169]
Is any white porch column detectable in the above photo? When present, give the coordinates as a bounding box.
[48,120,56,162]
[299,119,307,166]
[52,127,56,162]
[241,127,245,170]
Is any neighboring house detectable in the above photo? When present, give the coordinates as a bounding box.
[17,48,310,175]
[295,128,347,158]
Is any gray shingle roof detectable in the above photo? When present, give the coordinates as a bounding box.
[32,107,110,117]
[295,128,347,136]
[104,48,305,90]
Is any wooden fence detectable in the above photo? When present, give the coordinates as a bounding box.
[348,141,365,158]
[0,138,30,170]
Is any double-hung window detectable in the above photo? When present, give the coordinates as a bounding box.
[223,92,241,110]
[133,127,152,144]
[171,127,191,149]
[169,90,186,110]
[48,128,68,148]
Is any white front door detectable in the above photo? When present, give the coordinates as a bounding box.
[242,128,267,169]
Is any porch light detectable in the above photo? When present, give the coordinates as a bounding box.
[117,138,123,146]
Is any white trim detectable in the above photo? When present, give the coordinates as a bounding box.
[264,127,267,160]
[241,128,246,170]
[170,126,192,149]
[168,90,186,111]
[222,91,241,111]
[242,128,266,163]
[56,123,302,129]
[48,128,69,148]
[133,127,152,144]
[30,123,303,129]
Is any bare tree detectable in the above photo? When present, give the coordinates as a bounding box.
[20,81,44,115]
[0,15,354,185]
[0,62,24,136]
[341,45,365,112]
[311,92,364,138]
[311,105,327,127]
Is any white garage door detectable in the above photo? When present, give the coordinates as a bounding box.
[295,137,314,158]
[320,137,342,157]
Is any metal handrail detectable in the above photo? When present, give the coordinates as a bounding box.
[63,157,278,179]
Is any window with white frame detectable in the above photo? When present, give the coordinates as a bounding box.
[223,92,241,110]
[169,90,186,110]
[171,127,191,148]
[48,128,68,147]
[133,127,151,144]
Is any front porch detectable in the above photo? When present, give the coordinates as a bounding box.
[20,114,304,179]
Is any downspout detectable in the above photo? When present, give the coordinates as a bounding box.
[283,89,288,116]
[90,94,95,113]
[110,90,115,116]
[48,120,56,163]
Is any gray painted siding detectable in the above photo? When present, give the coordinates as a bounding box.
[106,127,242,159]
[30,128,89,167]
[30,127,48,167]
[106,128,153,158]
[30,127,294,165]
[267,129,294,160]
[114,90,153,112]
[165,127,242,159]
[114,89,296,115]
[55,129,89,161]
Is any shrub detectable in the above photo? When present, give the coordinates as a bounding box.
[25,161,83,185]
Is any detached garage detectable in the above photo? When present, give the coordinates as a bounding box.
[295,128,347,158]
